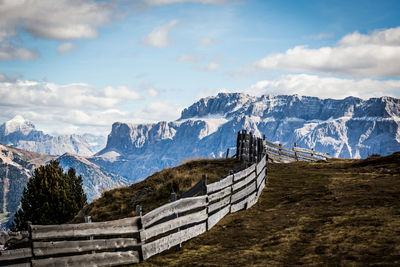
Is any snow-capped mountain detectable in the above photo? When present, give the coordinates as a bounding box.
[94,93,400,182]
[0,115,98,156]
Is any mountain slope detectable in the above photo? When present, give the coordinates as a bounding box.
[94,93,400,182]
[0,145,128,227]
[0,115,97,156]
[0,144,54,226]
[57,153,129,202]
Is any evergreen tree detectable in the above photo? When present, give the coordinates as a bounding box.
[13,161,87,230]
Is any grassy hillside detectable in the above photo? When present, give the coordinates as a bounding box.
[76,158,242,222]
[137,152,400,266]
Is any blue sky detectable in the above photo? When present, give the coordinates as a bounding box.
[0,0,399,136]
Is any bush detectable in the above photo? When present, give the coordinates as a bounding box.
[12,160,87,230]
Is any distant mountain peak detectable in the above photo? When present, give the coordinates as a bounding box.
[3,115,35,136]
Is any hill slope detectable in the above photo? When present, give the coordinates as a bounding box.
[133,152,399,266]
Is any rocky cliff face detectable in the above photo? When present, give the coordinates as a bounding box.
[94,93,400,182]
[0,115,97,156]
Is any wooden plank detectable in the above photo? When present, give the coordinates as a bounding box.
[232,172,256,191]
[207,205,230,230]
[257,177,266,195]
[231,181,256,203]
[206,175,233,194]
[208,186,231,202]
[208,195,231,214]
[33,237,138,257]
[267,152,288,163]
[32,216,139,240]
[295,152,320,161]
[0,248,32,261]
[233,164,255,182]
[256,155,266,175]
[142,196,207,228]
[246,191,258,209]
[142,222,206,260]
[256,170,266,188]
[265,147,296,159]
[264,141,295,153]
[31,250,139,267]
[181,178,203,198]
[230,197,247,213]
[293,147,331,159]
[142,208,207,241]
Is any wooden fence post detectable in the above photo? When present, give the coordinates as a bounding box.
[170,193,181,250]
[201,174,207,196]
[84,216,95,254]
[228,170,234,214]
[28,221,33,266]
[249,132,253,163]
[136,205,144,262]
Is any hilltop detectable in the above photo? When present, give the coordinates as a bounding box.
[74,152,400,266]
[141,153,400,266]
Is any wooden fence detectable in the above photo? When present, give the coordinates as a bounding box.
[236,130,266,163]
[264,141,331,163]
[235,130,330,163]
[0,153,268,266]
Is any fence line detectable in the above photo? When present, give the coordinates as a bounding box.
[0,140,268,266]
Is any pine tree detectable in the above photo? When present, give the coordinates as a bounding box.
[13,161,87,230]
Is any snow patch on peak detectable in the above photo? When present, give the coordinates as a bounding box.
[4,115,35,135]
[98,151,120,162]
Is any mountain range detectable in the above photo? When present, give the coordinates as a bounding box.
[91,93,400,182]
[0,115,105,156]
[0,93,399,227]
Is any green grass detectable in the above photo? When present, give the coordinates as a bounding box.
[138,152,400,266]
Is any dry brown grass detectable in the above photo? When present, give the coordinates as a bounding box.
[138,152,400,266]
[75,158,242,222]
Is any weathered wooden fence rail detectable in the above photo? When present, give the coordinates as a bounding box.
[0,137,268,266]
[235,129,330,163]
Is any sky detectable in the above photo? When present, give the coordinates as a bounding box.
[0,0,400,136]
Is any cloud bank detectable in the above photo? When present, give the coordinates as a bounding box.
[255,26,400,78]
[246,74,400,99]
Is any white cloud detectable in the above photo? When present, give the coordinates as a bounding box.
[135,101,182,122]
[141,20,178,48]
[196,62,220,71]
[147,87,160,97]
[0,79,142,135]
[245,74,400,99]
[104,86,142,100]
[57,42,76,55]
[255,26,400,78]
[198,37,215,46]
[0,0,114,41]
[0,43,38,60]
[143,0,229,5]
